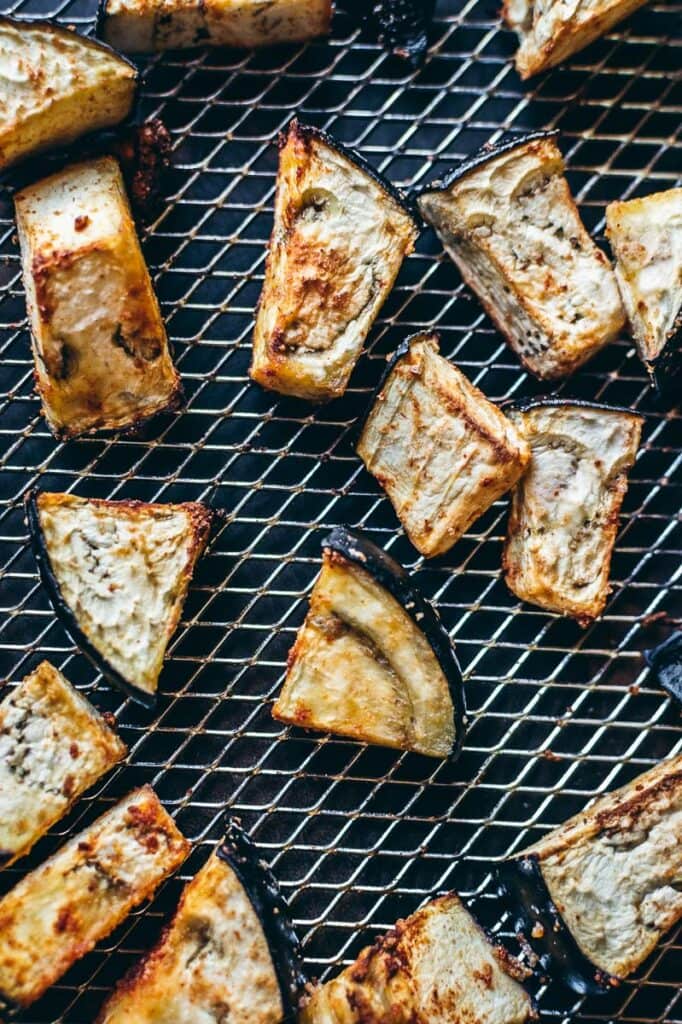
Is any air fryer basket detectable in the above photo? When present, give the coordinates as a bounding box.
[0,1,680,1021]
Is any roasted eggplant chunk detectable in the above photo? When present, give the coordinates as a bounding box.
[0,17,137,171]
[606,188,682,398]
[0,784,189,1010]
[272,526,465,758]
[0,660,126,868]
[340,0,436,66]
[503,399,642,624]
[504,0,648,78]
[645,631,682,705]
[251,120,419,402]
[97,821,303,1023]
[100,0,332,52]
[417,132,625,380]
[15,156,182,439]
[498,755,682,993]
[27,492,213,707]
[300,892,535,1024]
[357,332,531,558]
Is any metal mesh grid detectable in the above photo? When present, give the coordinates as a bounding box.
[0,0,680,1020]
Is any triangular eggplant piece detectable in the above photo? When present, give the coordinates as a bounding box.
[272,527,465,758]
[251,120,419,402]
[27,492,212,707]
[0,17,137,170]
[97,821,304,1023]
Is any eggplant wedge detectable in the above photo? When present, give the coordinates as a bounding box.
[0,784,189,1011]
[357,332,531,558]
[300,891,535,1024]
[0,17,137,171]
[503,398,642,624]
[97,821,304,1023]
[250,120,419,402]
[606,188,682,399]
[645,630,682,705]
[272,526,465,758]
[504,0,648,78]
[497,755,682,994]
[99,0,332,52]
[15,156,182,440]
[417,132,625,380]
[339,0,436,66]
[27,492,213,707]
[0,660,126,868]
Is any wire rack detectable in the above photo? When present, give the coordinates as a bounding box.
[0,0,680,1021]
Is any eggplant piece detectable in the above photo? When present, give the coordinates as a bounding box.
[645,630,682,705]
[15,156,182,440]
[0,660,126,868]
[27,492,213,707]
[504,0,648,78]
[0,17,137,171]
[503,398,643,624]
[340,0,436,66]
[97,821,304,1023]
[99,0,332,52]
[0,784,189,1011]
[300,891,535,1024]
[497,755,682,993]
[250,120,419,402]
[272,526,465,758]
[606,188,682,400]
[417,132,626,380]
[357,331,531,558]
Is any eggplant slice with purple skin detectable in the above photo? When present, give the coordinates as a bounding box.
[497,755,682,995]
[340,0,437,66]
[645,630,682,705]
[273,526,466,759]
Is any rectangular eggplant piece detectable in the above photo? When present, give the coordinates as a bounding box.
[15,156,182,440]
[250,120,419,402]
[503,399,642,624]
[100,0,332,53]
[357,332,530,558]
[499,755,682,988]
[417,133,625,380]
[273,527,464,759]
[29,492,213,706]
[299,891,535,1024]
[0,660,126,869]
[606,188,682,398]
[0,17,136,171]
[503,0,648,79]
[0,785,189,1010]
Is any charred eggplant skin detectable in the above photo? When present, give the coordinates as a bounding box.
[217,820,305,1014]
[323,525,467,757]
[501,395,637,417]
[340,0,436,66]
[496,856,619,996]
[645,631,682,705]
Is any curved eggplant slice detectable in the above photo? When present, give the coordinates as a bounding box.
[606,188,682,402]
[497,755,682,994]
[97,821,304,1023]
[273,525,465,759]
[250,119,419,402]
[300,891,535,1024]
[0,17,137,171]
[645,630,682,705]
[27,492,213,708]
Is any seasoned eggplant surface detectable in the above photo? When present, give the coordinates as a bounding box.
[300,892,534,1024]
[0,17,136,170]
[499,756,682,988]
[357,332,530,557]
[503,400,642,623]
[100,0,332,52]
[15,157,182,439]
[0,785,189,1010]
[0,660,126,868]
[273,527,463,758]
[28,492,212,705]
[606,188,682,396]
[417,133,625,380]
[251,120,419,402]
